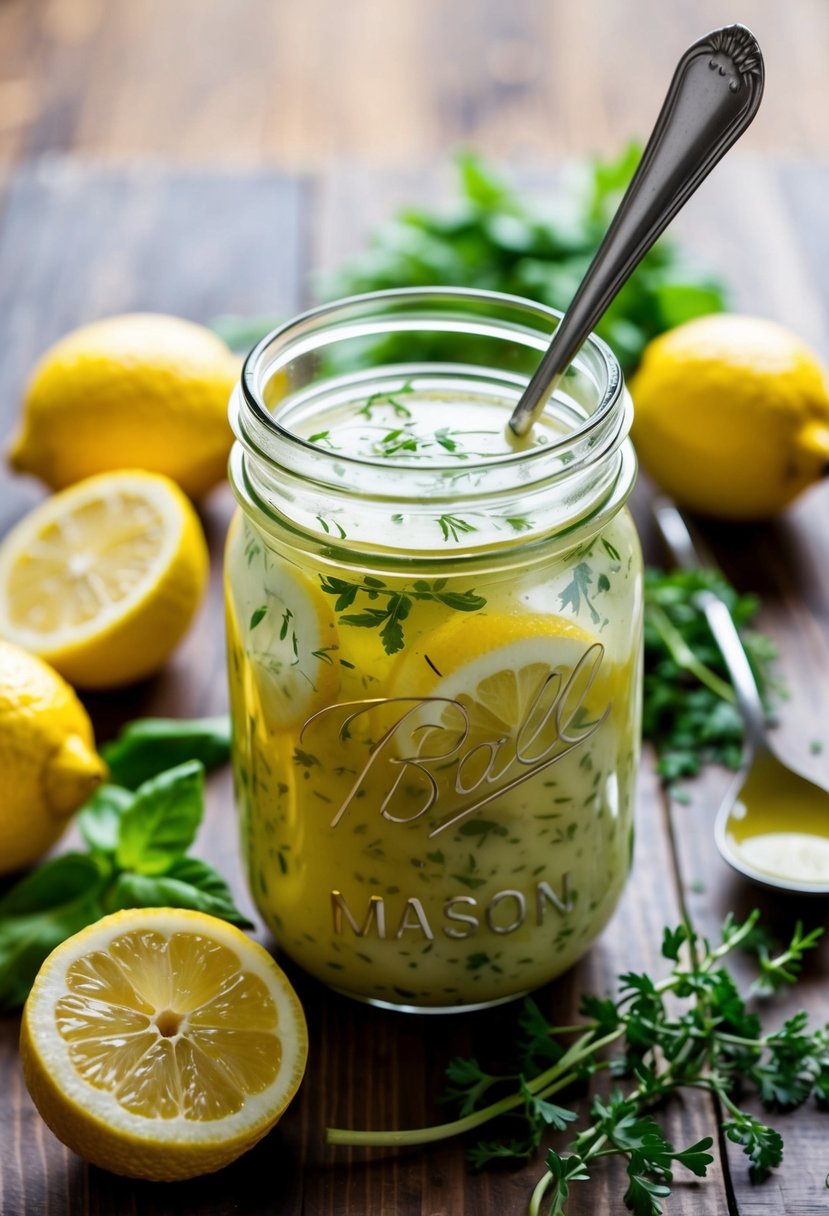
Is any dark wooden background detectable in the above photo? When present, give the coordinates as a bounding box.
[2,0,829,167]
[2,2,829,1213]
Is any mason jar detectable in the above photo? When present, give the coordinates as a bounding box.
[225,288,642,1013]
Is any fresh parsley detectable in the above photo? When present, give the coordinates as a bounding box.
[0,760,251,1010]
[326,912,827,1214]
[319,574,486,654]
[643,568,779,785]
[211,146,726,372]
[321,146,727,374]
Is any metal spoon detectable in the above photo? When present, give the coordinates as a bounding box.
[655,501,829,895]
[508,24,764,437]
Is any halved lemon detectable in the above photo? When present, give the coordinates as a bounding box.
[20,908,308,1182]
[225,512,340,731]
[0,470,208,688]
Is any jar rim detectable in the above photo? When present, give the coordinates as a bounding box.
[237,286,624,475]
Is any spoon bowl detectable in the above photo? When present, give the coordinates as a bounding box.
[715,748,829,895]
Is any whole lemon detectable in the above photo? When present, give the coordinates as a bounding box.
[10,314,239,499]
[630,315,829,520]
[0,640,105,874]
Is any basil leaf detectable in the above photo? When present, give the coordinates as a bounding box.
[115,761,204,875]
[108,863,253,928]
[0,854,105,1010]
[102,715,231,789]
[77,784,134,855]
[164,856,252,924]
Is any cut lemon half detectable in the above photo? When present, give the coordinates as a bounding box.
[225,513,340,731]
[387,611,617,786]
[0,470,208,688]
[20,908,308,1182]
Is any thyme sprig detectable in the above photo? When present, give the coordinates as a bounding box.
[326,912,828,1214]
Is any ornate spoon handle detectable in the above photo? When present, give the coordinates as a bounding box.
[509,25,764,436]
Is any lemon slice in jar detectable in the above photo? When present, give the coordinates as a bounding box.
[20,908,308,1182]
[387,612,618,799]
[225,515,340,731]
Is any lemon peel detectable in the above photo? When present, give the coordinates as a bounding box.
[10,313,238,498]
[0,640,105,874]
[631,314,829,520]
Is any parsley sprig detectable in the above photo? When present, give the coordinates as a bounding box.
[321,147,727,374]
[319,574,486,654]
[326,912,828,1213]
[643,568,780,786]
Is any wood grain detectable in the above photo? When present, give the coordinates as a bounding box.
[2,0,829,171]
[1,158,828,1214]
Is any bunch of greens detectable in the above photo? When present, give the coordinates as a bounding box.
[212,145,727,373]
[0,716,244,1011]
[321,146,727,373]
[643,568,779,787]
[327,912,828,1215]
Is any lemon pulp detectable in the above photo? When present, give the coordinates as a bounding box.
[0,470,208,688]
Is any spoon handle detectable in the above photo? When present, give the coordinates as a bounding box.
[654,502,769,755]
[509,24,764,436]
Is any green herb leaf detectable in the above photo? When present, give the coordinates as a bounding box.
[673,1137,714,1177]
[102,716,231,789]
[77,784,134,854]
[322,574,485,653]
[643,567,780,787]
[435,590,486,612]
[326,913,823,1209]
[320,146,726,375]
[723,1113,784,1182]
[623,1170,672,1216]
[520,1078,577,1132]
[559,562,602,624]
[380,593,411,655]
[115,761,204,875]
[443,1057,500,1117]
[0,854,106,1010]
[107,858,252,928]
[661,923,688,962]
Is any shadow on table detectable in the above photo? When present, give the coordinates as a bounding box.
[83,1122,304,1216]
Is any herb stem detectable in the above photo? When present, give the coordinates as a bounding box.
[326,1067,580,1148]
[326,1028,622,1149]
[528,1168,555,1216]
[648,603,736,703]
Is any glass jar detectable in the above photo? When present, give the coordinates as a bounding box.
[226,288,642,1013]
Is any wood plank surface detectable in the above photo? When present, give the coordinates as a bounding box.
[2,0,829,170]
[1,157,828,1216]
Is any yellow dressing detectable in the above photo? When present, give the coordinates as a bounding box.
[225,388,644,1009]
[724,751,829,887]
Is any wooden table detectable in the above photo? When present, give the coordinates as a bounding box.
[3,1,829,169]
[1,156,828,1215]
